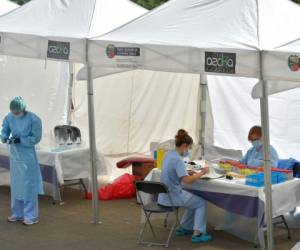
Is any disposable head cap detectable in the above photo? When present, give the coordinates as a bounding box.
[10,96,26,113]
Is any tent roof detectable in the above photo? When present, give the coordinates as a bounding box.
[85,0,300,81]
[0,0,18,16]
[0,0,146,38]
[0,0,146,62]
[93,0,259,50]
[93,0,300,51]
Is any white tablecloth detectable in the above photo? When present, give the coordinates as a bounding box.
[186,177,300,219]
[0,144,106,201]
[142,168,300,247]
[0,144,105,184]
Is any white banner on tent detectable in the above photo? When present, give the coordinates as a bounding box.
[0,33,86,62]
[88,41,260,78]
[263,51,300,81]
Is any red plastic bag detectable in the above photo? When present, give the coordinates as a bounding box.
[86,174,141,200]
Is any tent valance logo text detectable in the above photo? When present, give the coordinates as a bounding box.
[205,52,236,74]
[106,44,140,59]
[288,55,300,72]
[47,40,70,60]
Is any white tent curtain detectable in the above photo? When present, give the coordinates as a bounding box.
[0,55,70,147]
[209,75,300,160]
[72,69,214,178]
[0,0,70,147]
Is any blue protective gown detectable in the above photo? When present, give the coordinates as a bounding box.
[1,112,44,202]
[240,145,279,167]
[158,150,208,233]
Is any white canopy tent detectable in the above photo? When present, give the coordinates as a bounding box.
[81,0,300,248]
[0,0,69,146]
[86,0,300,81]
[0,0,147,224]
[85,0,300,80]
[0,0,146,61]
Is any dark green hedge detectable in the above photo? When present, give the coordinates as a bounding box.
[9,0,300,10]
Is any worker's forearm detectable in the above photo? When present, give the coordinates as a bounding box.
[182,171,205,184]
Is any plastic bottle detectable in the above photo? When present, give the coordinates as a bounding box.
[150,142,158,160]
[156,140,175,169]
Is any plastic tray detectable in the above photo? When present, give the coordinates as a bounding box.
[245,172,287,187]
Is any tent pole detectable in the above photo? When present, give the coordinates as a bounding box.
[199,74,207,159]
[86,41,100,224]
[260,52,274,250]
[67,62,74,125]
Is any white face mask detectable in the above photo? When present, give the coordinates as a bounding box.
[251,139,262,148]
[182,149,191,158]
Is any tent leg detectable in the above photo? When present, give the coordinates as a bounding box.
[67,62,74,125]
[199,74,207,159]
[86,58,100,224]
[260,79,274,250]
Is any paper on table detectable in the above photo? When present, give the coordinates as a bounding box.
[189,166,224,179]
[186,160,224,179]
[201,167,224,179]
[185,160,205,171]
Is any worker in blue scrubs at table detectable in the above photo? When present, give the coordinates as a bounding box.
[240,126,279,167]
[1,96,43,225]
[158,129,212,243]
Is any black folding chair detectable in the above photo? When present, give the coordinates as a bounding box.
[135,181,180,248]
[272,215,291,239]
[254,215,291,248]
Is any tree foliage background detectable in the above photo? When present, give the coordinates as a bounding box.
[131,0,167,9]
[10,0,168,9]
[11,0,28,5]
[8,0,300,9]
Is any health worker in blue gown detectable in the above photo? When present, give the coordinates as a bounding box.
[240,126,279,167]
[158,129,213,244]
[1,97,43,225]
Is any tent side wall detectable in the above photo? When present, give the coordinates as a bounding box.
[72,69,214,179]
[208,75,300,160]
[0,55,69,146]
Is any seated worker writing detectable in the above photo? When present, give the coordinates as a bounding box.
[158,129,212,243]
[240,126,279,167]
